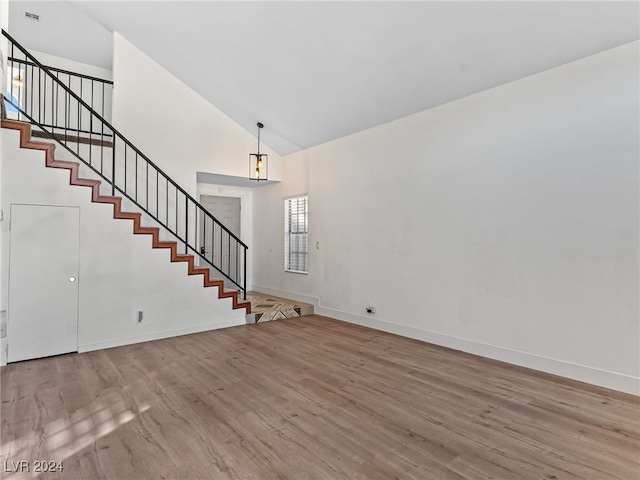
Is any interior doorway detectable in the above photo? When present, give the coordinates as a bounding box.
[199,195,241,290]
[8,204,80,362]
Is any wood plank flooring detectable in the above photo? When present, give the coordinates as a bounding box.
[1,315,638,479]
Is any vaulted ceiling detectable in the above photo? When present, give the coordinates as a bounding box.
[8,1,640,155]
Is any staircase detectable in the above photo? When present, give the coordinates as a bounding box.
[2,29,250,314]
[1,120,250,313]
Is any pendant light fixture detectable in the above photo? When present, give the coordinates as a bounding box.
[249,122,268,181]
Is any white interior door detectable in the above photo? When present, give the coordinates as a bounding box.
[8,204,80,362]
[199,195,241,288]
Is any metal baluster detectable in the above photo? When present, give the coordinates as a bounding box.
[124,145,127,194]
[243,248,247,299]
[101,84,105,172]
[9,43,13,118]
[111,136,116,196]
[55,72,59,132]
[37,67,45,123]
[89,110,93,167]
[227,231,231,277]
[25,62,33,118]
[67,73,71,142]
[77,78,81,154]
[201,208,205,262]
[208,213,212,265]
[175,188,178,237]
[146,162,149,210]
[64,80,68,143]
[23,62,28,120]
[42,67,46,128]
[185,197,189,254]
[210,219,214,266]
[51,71,55,131]
[235,242,239,285]
[89,80,94,165]
[20,53,24,121]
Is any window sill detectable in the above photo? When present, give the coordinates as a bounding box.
[285,270,308,275]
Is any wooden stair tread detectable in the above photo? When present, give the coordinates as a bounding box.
[95,195,121,204]
[136,227,160,235]
[189,268,210,275]
[49,159,78,169]
[155,241,177,249]
[74,178,101,188]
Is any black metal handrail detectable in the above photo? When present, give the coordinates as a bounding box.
[2,29,247,297]
[8,57,114,85]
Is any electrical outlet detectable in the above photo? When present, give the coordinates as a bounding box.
[137,310,144,324]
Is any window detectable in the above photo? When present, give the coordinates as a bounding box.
[284,196,308,273]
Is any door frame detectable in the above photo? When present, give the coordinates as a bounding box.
[196,184,253,291]
[198,192,246,285]
[7,203,80,362]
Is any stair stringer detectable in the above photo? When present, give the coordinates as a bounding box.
[1,120,250,349]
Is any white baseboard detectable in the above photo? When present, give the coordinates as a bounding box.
[0,310,6,367]
[315,305,639,396]
[78,318,244,353]
[0,340,6,367]
[250,286,638,396]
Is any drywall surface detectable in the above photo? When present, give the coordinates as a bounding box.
[1,127,245,362]
[252,41,640,394]
[111,33,282,198]
[30,49,113,82]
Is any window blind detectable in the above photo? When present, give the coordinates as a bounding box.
[284,196,308,273]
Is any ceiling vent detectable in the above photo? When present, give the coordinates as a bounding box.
[24,11,40,21]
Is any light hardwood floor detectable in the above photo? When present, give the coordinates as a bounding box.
[1,315,638,479]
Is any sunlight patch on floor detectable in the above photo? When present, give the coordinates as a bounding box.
[1,391,150,480]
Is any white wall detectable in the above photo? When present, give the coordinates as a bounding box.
[1,127,246,363]
[111,33,282,198]
[30,49,112,82]
[252,41,640,395]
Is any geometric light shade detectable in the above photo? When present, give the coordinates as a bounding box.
[249,153,268,181]
[249,122,268,181]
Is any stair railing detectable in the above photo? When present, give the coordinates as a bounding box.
[5,56,113,139]
[2,29,247,298]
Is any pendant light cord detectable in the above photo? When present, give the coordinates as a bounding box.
[257,122,264,155]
